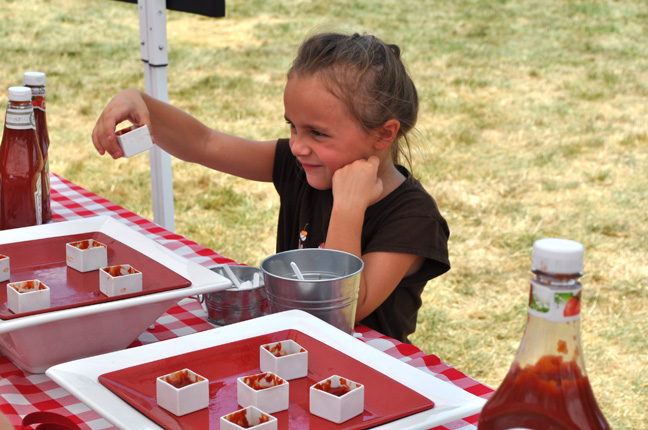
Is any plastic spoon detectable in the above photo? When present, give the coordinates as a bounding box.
[290,261,305,281]
[222,264,242,289]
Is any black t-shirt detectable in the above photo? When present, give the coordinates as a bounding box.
[272,139,450,342]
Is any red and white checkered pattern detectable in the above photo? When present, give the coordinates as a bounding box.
[0,173,492,430]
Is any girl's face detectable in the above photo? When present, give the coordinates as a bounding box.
[283,74,379,190]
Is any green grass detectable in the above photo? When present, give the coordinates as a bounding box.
[2,0,647,428]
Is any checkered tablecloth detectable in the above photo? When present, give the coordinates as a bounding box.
[0,173,492,430]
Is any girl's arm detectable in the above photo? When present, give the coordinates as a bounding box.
[324,156,423,321]
[91,89,277,182]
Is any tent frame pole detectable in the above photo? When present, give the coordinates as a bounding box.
[138,0,175,231]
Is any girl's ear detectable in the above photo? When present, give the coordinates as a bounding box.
[374,119,401,150]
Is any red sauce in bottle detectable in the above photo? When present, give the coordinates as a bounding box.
[478,355,609,429]
[0,87,43,230]
[24,72,51,224]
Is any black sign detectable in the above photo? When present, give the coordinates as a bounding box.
[114,0,225,18]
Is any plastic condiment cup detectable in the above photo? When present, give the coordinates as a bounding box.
[7,280,51,314]
[156,368,209,416]
[259,339,308,380]
[310,375,364,424]
[66,239,108,272]
[236,371,289,414]
[99,264,142,297]
[220,406,277,430]
[115,124,153,157]
[0,254,9,282]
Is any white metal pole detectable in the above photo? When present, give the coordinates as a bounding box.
[138,0,175,231]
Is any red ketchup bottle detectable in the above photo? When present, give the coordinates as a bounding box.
[24,71,52,224]
[478,238,610,430]
[0,86,44,229]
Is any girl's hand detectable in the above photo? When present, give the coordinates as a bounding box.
[91,89,152,159]
[331,156,383,212]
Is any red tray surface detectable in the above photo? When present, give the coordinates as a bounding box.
[0,232,191,320]
[99,329,435,430]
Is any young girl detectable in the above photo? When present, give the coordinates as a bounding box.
[92,32,450,343]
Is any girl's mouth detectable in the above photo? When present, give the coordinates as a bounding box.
[299,161,321,172]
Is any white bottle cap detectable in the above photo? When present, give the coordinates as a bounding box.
[23,71,46,86]
[532,238,584,274]
[8,86,32,102]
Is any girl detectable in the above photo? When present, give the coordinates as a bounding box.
[92,32,450,343]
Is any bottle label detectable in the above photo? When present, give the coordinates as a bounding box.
[5,108,36,130]
[528,280,581,323]
[32,95,46,112]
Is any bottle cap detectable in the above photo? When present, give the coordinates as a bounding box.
[23,71,46,86]
[532,238,584,274]
[8,86,32,102]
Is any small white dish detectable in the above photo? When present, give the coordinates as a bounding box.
[259,339,308,380]
[156,368,209,416]
[237,371,288,414]
[66,239,108,272]
[99,264,143,297]
[0,254,9,282]
[115,124,153,158]
[310,375,364,424]
[220,406,277,430]
[7,280,51,314]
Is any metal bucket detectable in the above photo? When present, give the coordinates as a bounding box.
[260,249,364,334]
[204,265,267,326]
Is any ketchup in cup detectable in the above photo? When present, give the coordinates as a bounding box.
[24,72,51,224]
[0,86,44,230]
[478,239,610,430]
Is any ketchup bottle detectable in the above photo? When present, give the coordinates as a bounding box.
[478,238,610,430]
[24,71,52,224]
[0,86,44,229]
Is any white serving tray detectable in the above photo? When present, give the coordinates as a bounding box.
[47,310,486,430]
[0,216,231,372]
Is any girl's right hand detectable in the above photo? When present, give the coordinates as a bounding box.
[91,89,152,159]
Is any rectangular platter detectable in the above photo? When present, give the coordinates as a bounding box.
[0,231,191,319]
[47,310,486,430]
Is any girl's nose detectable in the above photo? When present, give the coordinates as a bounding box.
[290,135,310,157]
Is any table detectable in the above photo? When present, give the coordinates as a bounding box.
[0,173,493,430]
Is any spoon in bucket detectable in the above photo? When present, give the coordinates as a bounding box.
[222,264,242,289]
[290,261,305,281]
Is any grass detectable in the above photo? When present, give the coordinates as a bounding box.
[2,0,647,428]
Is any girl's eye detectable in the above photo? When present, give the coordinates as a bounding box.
[285,120,295,129]
[311,129,327,138]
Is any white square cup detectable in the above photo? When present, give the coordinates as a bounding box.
[156,368,209,416]
[309,375,364,424]
[259,340,308,380]
[99,264,143,297]
[115,124,153,157]
[0,254,9,282]
[236,371,289,414]
[7,280,51,314]
[220,406,278,430]
[66,239,108,272]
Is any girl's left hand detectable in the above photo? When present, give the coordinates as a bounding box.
[331,156,383,211]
